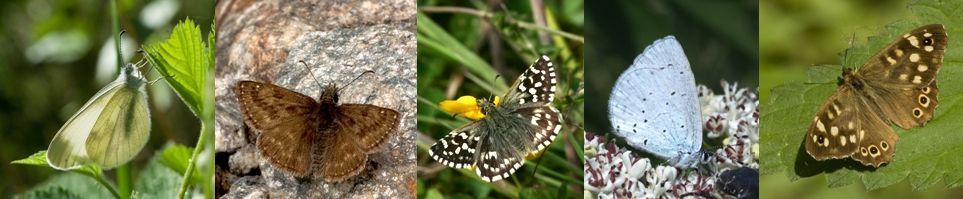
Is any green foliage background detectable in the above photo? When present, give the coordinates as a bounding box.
[0,0,213,198]
[416,0,584,198]
[760,0,963,197]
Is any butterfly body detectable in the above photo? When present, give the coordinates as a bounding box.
[608,36,705,169]
[47,63,152,170]
[429,55,562,182]
[236,78,400,182]
[805,24,947,167]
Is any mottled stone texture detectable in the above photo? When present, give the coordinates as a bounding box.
[215,0,416,198]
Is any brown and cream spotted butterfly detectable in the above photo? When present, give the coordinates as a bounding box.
[805,24,947,167]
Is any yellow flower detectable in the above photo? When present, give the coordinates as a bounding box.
[439,95,501,120]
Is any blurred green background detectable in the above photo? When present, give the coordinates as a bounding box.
[584,0,759,133]
[0,0,213,196]
[760,0,963,198]
[416,0,583,198]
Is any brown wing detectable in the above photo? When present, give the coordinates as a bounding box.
[849,94,899,167]
[336,104,400,153]
[805,86,861,160]
[235,81,319,177]
[857,24,946,128]
[315,129,367,182]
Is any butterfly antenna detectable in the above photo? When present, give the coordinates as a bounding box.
[489,74,502,101]
[298,60,325,89]
[842,32,855,68]
[340,70,375,93]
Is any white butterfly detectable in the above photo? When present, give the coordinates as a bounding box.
[608,35,705,168]
[46,61,152,170]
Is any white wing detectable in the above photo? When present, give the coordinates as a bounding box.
[47,80,125,170]
[608,36,703,162]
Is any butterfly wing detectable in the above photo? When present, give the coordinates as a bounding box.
[236,81,318,177]
[315,127,367,182]
[336,104,400,152]
[503,55,558,106]
[514,106,562,156]
[804,86,861,160]
[856,24,946,128]
[47,81,125,170]
[608,36,703,165]
[84,82,151,169]
[849,94,899,167]
[429,121,481,169]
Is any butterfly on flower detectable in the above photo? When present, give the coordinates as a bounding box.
[429,55,563,182]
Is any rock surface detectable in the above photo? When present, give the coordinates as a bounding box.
[215,0,416,198]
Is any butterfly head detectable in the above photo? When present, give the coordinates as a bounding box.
[121,63,147,88]
[839,68,864,90]
[319,83,340,105]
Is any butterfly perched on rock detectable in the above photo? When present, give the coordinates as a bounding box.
[804,24,947,167]
[235,68,400,182]
[429,55,563,182]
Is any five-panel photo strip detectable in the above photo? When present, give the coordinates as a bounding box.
[2,0,961,198]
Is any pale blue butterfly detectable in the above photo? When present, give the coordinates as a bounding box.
[608,35,706,168]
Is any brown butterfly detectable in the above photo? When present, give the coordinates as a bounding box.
[805,24,948,167]
[235,70,400,182]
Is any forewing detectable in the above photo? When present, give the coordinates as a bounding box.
[804,86,860,161]
[85,85,151,169]
[859,24,946,128]
[337,104,400,153]
[608,36,702,159]
[236,81,318,177]
[47,81,123,170]
[429,122,481,169]
[235,81,318,130]
[503,55,558,106]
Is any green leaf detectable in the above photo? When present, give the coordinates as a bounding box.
[134,145,189,199]
[417,13,506,94]
[155,143,205,184]
[11,151,50,166]
[142,18,214,119]
[17,186,83,199]
[761,0,963,190]
[16,172,113,199]
[11,151,103,178]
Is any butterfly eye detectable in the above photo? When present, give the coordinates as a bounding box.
[922,37,933,45]
[913,108,923,118]
[880,141,889,151]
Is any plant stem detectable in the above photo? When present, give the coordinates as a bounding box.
[109,1,130,198]
[177,122,210,199]
[111,0,123,68]
[78,171,121,199]
[420,6,584,43]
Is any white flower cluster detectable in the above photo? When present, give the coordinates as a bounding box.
[585,80,759,199]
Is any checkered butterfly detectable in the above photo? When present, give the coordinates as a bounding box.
[429,55,563,182]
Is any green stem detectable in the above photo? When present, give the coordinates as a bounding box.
[116,165,130,199]
[109,1,130,198]
[419,6,584,43]
[177,122,210,199]
[111,0,123,68]
[78,170,121,199]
